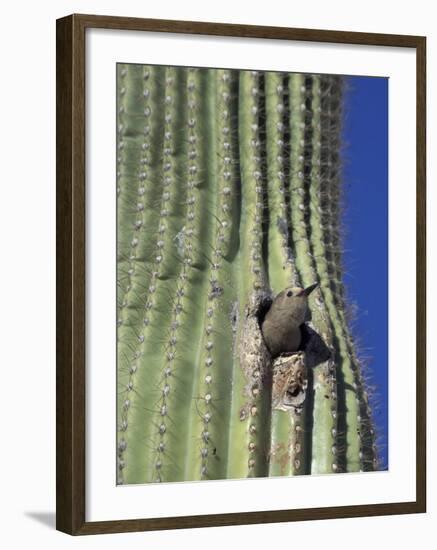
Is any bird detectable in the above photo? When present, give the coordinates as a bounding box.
[261,283,318,358]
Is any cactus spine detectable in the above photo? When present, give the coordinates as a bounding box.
[117,64,378,483]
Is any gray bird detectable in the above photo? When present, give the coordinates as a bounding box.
[261,283,318,358]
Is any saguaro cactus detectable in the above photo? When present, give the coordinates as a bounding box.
[116,64,377,484]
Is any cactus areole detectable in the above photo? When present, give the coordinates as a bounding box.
[116,64,377,484]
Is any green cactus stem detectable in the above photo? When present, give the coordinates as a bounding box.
[116,63,379,484]
[318,76,378,471]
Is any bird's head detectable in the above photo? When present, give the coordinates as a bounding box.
[270,283,318,324]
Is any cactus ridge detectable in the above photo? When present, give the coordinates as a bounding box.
[117,64,169,482]
[286,73,339,475]
[116,64,379,483]
[239,71,271,478]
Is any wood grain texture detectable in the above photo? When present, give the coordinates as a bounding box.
[74,12,423,47]
[56,13,426,535]
[56,15,86,534]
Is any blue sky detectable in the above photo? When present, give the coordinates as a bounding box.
[342,75,389,470]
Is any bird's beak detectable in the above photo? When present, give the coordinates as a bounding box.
[303,282,318,296]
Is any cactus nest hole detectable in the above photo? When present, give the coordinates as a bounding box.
[272,352,307,411]
[239,291,332,412]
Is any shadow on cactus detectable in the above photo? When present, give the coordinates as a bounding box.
[116,63,381,484]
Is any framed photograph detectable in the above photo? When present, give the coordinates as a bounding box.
[56,13,426,535]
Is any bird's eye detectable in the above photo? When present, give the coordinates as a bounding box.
[287,290,293,297]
